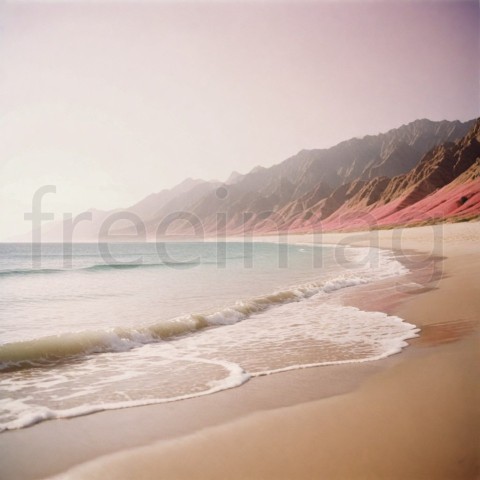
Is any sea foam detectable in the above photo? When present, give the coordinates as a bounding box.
[0,244,417,432]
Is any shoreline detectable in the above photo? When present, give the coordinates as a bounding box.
[0,222,478,480]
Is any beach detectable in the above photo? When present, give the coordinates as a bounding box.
[0,221,479,480]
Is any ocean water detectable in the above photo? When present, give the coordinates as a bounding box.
[0,241,418,431]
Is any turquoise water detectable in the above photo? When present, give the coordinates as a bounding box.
[0,242,418,431]
[0,242,336,343]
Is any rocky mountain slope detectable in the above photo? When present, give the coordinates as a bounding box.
[140,118,476,237]
[32,118,477,241]
[315,118,480,231]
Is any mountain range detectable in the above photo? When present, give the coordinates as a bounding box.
[33,117,480,241]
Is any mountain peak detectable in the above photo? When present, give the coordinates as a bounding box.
[250,165,266,174]
[226,171,244,185]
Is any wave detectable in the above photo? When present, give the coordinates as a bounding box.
[0,280,344,371]
[0,260,208,278]
[0,268,66,278]
[0,318,208,372]
[0,249,408,373]
[83,261,202,272]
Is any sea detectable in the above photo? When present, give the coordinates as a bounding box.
[0,241,418,431]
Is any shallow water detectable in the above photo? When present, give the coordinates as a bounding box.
[0,241,418,431]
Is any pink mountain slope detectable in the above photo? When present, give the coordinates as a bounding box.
[317,119,480,231]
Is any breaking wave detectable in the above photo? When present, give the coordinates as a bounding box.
[0,249,408,373]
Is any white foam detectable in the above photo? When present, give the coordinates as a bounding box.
[0,356,250,432]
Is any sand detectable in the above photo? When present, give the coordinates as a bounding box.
[0,221,479,480]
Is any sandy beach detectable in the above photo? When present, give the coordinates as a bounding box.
[1,1,478,478]
[0,221,479,480]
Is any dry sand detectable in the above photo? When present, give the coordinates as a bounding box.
[1,221,479,480]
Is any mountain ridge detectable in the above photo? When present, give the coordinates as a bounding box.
[23,117,478,242]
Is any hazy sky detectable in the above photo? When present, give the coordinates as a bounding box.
[0,0,478,240]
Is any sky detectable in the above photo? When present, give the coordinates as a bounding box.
[0,0,479,240]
